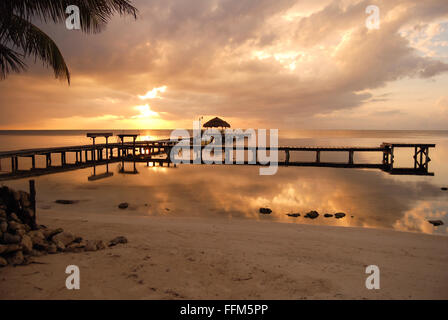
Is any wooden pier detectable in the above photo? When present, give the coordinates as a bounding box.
[0,135,435,181]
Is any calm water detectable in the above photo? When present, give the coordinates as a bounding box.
[0,130,447,235]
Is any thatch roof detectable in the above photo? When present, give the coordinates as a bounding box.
[203,117,231,128]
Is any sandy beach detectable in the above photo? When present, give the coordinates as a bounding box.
[1,210,447,300]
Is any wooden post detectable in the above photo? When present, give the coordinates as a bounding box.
[348,150,354,165]
[316,151,320,163]
[285,150,290,164]
[29,180,36,224]
[31,155,36,169]
[414,147,418,169]
[105,136,109,160]
[92,137,96,162]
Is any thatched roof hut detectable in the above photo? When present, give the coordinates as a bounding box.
[203,117,231,128]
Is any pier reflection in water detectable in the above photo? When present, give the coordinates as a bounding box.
[0,130,447,235]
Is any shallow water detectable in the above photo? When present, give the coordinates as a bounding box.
[0,130,447,235]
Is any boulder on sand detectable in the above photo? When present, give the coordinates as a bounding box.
[55,200,78,205]
[334,212,346,219]
[286,213,300,217]
[3,233,21,244]
[304,211,319,219]
[108,236,128,247]
[428,220,444,227]
[52,231,75,246]
[20,234,33,254]
[118,202,129,209]
[259,208,272,214]
[324,214,333,218]
[6,251,24,266]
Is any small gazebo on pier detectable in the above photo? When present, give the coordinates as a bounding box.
[203,117,231,129]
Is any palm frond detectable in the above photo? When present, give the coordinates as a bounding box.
[0,0,138,33]
[0,44,27,79]
[1,15,70,83]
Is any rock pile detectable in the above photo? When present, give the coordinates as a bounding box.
[0,186,127,267]
[286,211,350,219]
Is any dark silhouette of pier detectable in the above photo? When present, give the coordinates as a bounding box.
[0,133,435,181]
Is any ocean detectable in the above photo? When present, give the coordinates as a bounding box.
[0,129,447,235]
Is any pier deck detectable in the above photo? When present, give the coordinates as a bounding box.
[0,139,436,181]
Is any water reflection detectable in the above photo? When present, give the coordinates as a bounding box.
[1,130,447,235]
[3,161,447,235]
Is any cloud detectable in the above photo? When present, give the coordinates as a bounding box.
[1,0,448,129]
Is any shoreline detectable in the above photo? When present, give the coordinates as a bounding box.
[1,211,447,299]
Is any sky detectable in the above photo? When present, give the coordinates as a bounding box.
[1,0,448,130]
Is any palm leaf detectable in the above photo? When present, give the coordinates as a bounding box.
[1,15,70,83]
[0,0,137,82]
[0,0,138,33]
[0,44,26,79]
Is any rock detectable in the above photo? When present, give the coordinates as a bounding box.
[84,240,98,252]
[95,240,106,250]
[4,244,22,254]
[441,187,447,191]
[20,234,33,254]
[19,191,31,208]
[334,212,346,219]
[286,213,300,217]
[12,190,21,202]
[0,221,7,233]
[3,232,21,244]
[30,249,45,257]
[28,230,45,240]
[0,209,6,219]
[32,237,49,251]
[259,208,272,214]
[9,213,20,222]
[7,251,24,266]
[428,220,444,227]
[304,211,319,219]
[7,221,25,233]
[53,239,66,251]
[55,199,78,204]
[0,244,7,254]
[52,231,75,246]
[73,236,83,243]
[47,243,57,254]
[0,257,7,267]
[65,242,86,253]
[43,228,64,240]
[118,202,129,209]
[108,236,128,247]
[324,213,333,218]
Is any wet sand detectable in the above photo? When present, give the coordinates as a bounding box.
[1,211,447,299]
